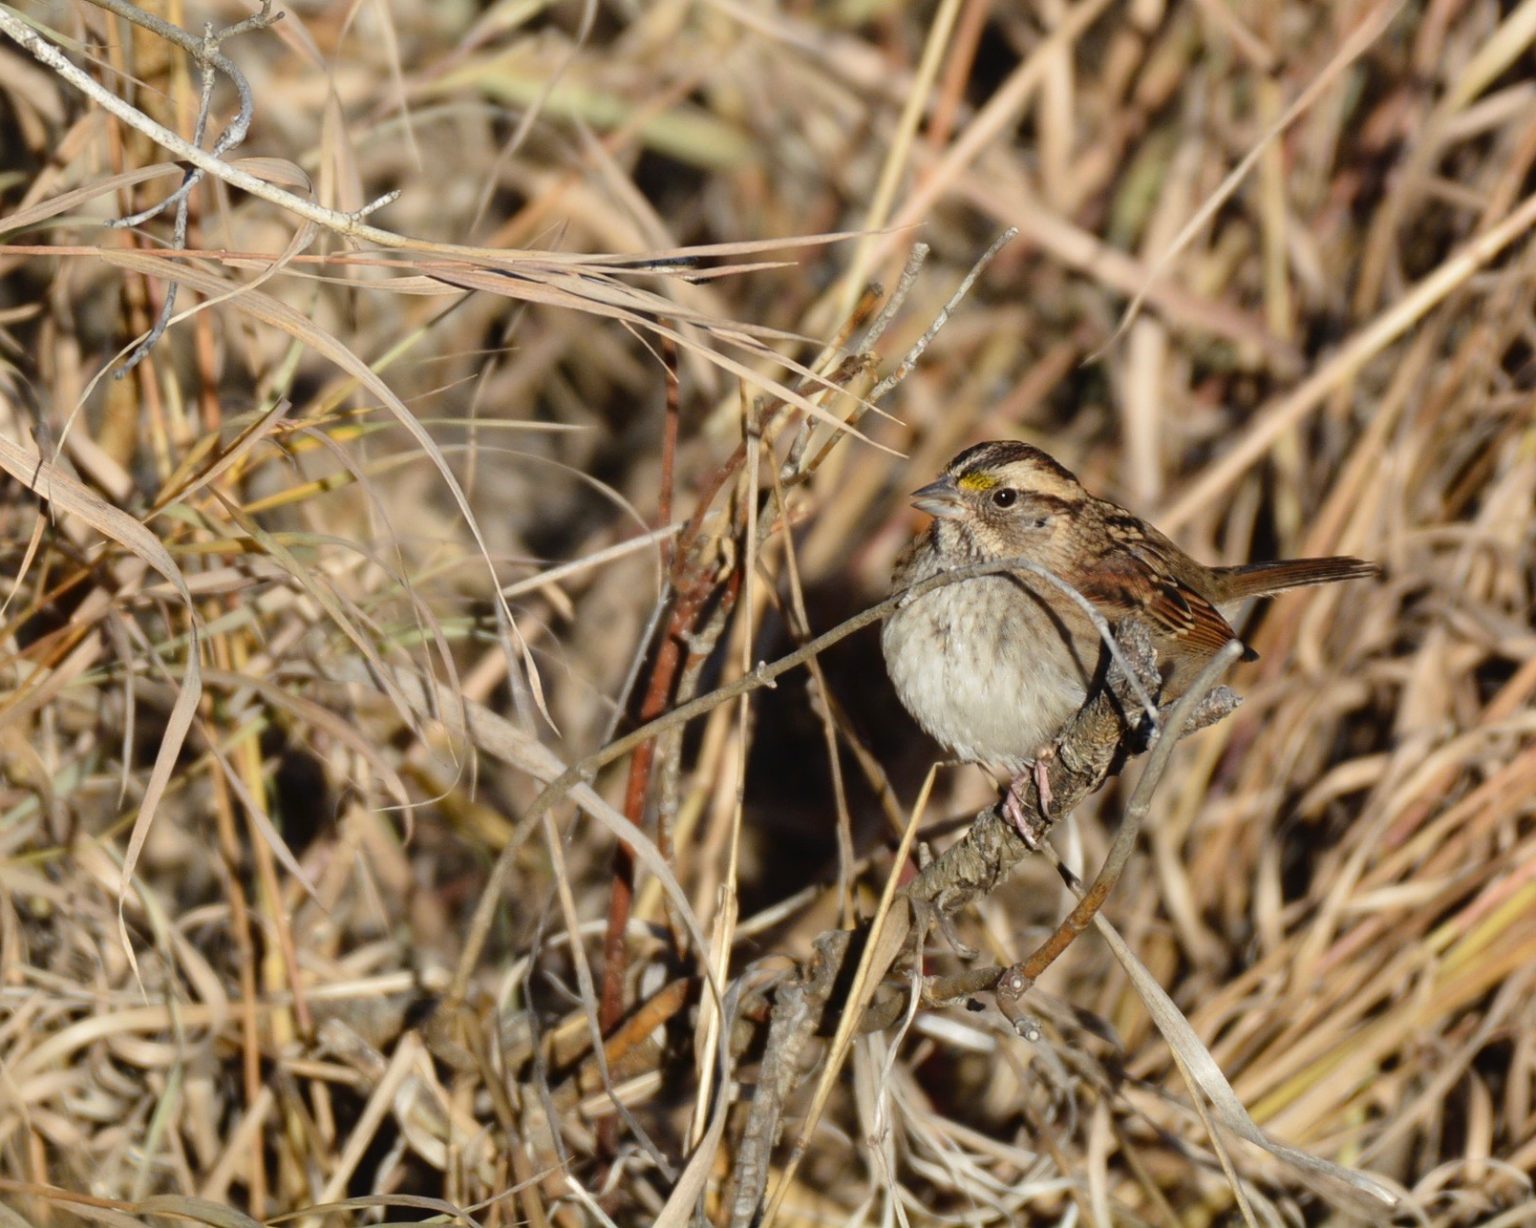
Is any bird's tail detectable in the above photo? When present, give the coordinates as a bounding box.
[1211,556,1379,600]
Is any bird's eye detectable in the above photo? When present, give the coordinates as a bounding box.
[991,488,1018,508]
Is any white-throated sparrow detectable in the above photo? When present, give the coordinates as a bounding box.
[881,441,1377,828]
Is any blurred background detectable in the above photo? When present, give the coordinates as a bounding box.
[1,0,1534,1223]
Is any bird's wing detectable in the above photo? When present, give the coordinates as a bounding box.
[1076,543,1248,660]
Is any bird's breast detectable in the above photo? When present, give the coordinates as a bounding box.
[881,573,1093,771]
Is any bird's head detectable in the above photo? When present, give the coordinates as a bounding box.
[910,441,1087,560]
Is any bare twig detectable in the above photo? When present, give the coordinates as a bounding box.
[781,243,927,479]
[795,228,1019,481]
[866,227,1018,405]
[93,0,276,225]
[80,0,282,372]
[0,6,404,245]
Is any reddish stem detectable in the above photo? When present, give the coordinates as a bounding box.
[597,333,686,1155]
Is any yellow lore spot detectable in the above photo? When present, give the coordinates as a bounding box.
[956,471,999,492]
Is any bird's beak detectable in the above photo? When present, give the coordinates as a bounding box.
[910,476,966,520]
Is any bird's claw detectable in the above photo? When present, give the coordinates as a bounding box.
[1003,758,1053,850]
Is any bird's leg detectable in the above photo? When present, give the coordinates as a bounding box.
[1003,747,1056,849]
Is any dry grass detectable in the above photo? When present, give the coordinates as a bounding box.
[1,0,1534,1224]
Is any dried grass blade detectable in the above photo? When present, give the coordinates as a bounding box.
[101,247,552,724]
[200,668,413,814]
[425,263,892,444]
[152,397,291,511]
[133,1196,264,1228]
[0,164,181,234]
[0,430,201,975]
[209,491,424,741]
[761,767,935,1226]
[203,737,321,905]
[265,1195,480,1226]
[1098,0,1406,356]
[1095,915,1405,1217]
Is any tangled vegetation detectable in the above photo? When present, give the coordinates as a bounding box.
[1,1,1534,1224]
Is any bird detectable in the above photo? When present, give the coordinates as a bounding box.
[880,440,1377,836]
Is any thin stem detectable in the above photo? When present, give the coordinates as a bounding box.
[781,242,927,480]
[81,0,278,372]
[867,226,1017,406]
[0,6,398,245]
[799,227,1018,479]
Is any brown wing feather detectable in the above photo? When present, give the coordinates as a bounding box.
[1076,543,1252,662]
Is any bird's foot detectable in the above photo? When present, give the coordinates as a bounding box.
[1003,750,1056,849]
